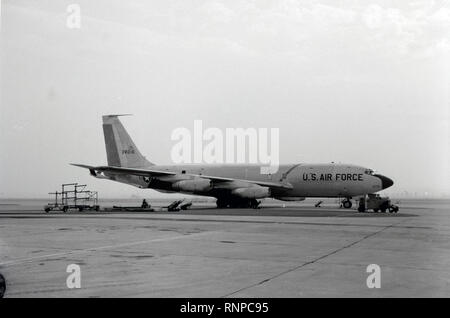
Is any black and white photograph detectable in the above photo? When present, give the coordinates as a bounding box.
[0,0,449,302]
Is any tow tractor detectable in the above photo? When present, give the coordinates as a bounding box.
[44,183,100,213]
[358,194,399,213]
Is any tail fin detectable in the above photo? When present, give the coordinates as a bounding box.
[102,115,153,168]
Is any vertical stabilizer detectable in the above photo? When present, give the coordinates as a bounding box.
[102,115,153,168]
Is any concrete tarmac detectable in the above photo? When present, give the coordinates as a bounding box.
[0,201,449,297]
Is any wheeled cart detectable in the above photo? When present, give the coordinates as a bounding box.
[44,183,99,213]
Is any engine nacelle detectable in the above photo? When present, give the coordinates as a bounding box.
[274,197,306,201]
[172,179,212,193]
[232,186,271,199]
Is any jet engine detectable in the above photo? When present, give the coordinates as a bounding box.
[172,179,212,192]
[274,197,306,201]
[232,186,271,199]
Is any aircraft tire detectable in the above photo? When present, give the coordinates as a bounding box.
[342,200,352,209]
[216,199,228,209]
[0,273,5,298]
[250,199,260,209]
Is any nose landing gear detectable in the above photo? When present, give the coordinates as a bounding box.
[341,198,353,209]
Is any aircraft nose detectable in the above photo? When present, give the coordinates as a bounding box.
[375,174,394,189]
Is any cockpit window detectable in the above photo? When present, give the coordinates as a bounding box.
[364,169,374,175]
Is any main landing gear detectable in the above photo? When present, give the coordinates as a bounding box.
[216,198,261,209]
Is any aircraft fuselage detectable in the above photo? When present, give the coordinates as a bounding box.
[105,163,390,199]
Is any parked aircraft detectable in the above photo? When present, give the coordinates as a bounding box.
[72,115,394,209]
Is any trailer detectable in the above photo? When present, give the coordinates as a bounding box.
[108,206,155,212]
[44,183,100,213]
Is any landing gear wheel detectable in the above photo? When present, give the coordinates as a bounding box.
[228,200,239,208]
[216,199,228,209]
[342,200,352,209]
[250,199,261,209]
[0,273,5,298]
[62,206,68,213]
[374,208,379,212]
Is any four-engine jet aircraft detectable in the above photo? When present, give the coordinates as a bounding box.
[72,115,394,209]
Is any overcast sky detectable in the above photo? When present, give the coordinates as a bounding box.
[1,0,449,198]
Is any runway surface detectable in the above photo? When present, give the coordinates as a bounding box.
[0,199,449,297]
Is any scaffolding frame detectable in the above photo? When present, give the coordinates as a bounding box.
[45,183,99,212]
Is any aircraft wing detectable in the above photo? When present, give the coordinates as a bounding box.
[197,174,293,190]
[71,164,293,190]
